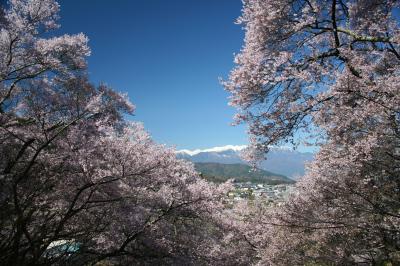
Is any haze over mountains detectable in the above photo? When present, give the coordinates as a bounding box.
[176,145,314,179]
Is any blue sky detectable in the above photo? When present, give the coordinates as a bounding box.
[57,0,247,150]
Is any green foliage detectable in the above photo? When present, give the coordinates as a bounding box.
[195,162,294,184]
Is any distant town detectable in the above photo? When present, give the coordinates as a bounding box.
[228,183,295,206]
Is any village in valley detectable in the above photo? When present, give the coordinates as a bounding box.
[228,183,295,205]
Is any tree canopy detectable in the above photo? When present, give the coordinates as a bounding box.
[225,0,400,264]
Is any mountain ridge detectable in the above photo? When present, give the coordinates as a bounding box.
[194,162,294,185]
[177,145,314,179]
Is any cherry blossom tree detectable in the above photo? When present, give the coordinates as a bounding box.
[0,1,255,265]
[0,0,90,113]
[225,0,399,154]
[225,0,400,264]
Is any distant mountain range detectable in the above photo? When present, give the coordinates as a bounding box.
[176,145,314,179]
[194,162,294,185]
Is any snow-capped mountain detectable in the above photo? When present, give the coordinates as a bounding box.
[177,145,247,156]
[176,145,314,179]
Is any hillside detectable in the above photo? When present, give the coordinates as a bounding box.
[194,162,294,185]
[177,145,314,179]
